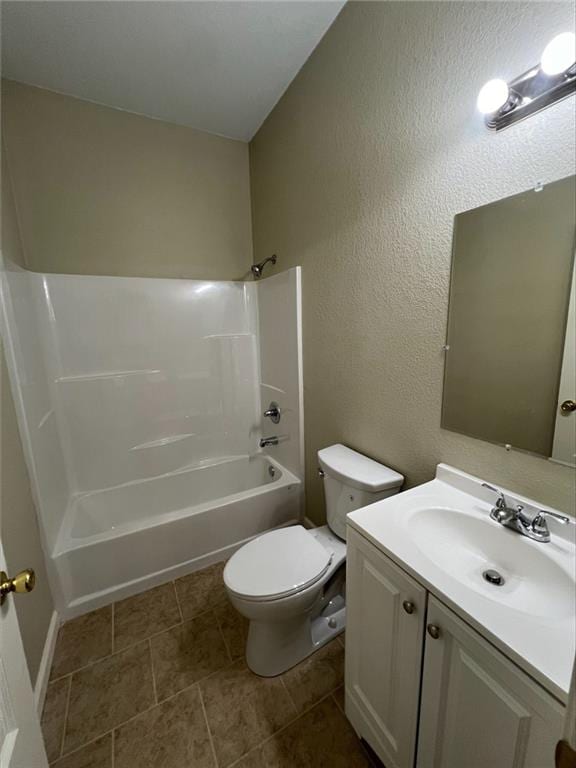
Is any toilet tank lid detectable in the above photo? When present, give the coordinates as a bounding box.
[317,444,404,492]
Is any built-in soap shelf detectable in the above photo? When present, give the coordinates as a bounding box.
[130,433,198,451]
[55,369,161,383]
[202,332,255,339]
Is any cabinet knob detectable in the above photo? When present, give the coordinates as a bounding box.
[402,600,415,615]
[427,624,441,640]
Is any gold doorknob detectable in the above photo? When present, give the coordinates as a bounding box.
[560,400,576,413]
[0,569,35,606]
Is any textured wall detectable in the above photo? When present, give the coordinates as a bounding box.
[250,1,576,523]
[2,80,253,280]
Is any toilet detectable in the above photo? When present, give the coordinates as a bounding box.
[223,443,404,676]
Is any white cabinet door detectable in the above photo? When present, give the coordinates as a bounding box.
[417,597,564,768]
[0,541,48,768]
[345,529,426,768]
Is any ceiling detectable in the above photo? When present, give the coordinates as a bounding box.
[2,1,345,141]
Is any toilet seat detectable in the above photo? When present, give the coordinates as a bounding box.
[224,526,333,602]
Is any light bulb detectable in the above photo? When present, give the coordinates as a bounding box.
[541,32,576,75]
[477,79,510,114]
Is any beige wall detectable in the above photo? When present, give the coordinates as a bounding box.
[2,80,253,280]
[1,151,54,684]
[250,1,576,523]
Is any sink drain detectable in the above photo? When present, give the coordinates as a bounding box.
[483,569,505,586]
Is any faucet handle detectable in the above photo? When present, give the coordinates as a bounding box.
[532,509,575,526]
[481,483,509,510]
[263,402,281,424]
[525,508,574,541]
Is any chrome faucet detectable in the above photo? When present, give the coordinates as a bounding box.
[482,483,575,543]
[263,401,281,424]
[259,435,288,448]
[260,436,279,448]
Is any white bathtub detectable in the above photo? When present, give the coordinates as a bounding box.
[53,455,301,616]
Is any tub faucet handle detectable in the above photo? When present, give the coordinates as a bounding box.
[263,402,281,424]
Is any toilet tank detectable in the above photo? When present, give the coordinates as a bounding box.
[318,444,404,540]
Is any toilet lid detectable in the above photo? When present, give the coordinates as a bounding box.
[224,526,333,601]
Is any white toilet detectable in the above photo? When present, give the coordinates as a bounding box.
[223,443,404,676]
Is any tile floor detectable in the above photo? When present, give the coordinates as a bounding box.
[41,561,381,768]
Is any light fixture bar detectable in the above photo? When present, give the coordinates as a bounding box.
[485,62,575,131]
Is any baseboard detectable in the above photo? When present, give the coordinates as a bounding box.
[34,609,60,715]
[302,516,317,529]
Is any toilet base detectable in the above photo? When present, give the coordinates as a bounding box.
[246,572,346,677]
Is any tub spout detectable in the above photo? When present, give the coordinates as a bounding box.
[259,435,287,448]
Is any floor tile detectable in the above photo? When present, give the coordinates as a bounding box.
[281,639,344,714]
[64,642,155,754]
[41,676,70,762]
[201,660,296,767]
[175,562,227,619]
[114,684,215,768]
[113,582,181,651]
[214,598,248,660]
[50,607,112,680]
[234,697,371,768]
[50,735,112,768]
[150,611,229,700]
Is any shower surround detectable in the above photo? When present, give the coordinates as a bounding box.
[1,264,303,616]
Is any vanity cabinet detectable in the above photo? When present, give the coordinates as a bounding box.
[345,529,565,768]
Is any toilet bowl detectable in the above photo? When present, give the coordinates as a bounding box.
[224,444,404,676]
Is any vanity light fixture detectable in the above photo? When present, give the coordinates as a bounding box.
[477,31,575,130]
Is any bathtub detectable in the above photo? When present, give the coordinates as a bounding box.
[53,455,301,616]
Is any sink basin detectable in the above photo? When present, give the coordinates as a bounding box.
[406,506,574,619]
[347,463,576,701]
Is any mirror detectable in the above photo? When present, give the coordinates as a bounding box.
[442,175,576,465]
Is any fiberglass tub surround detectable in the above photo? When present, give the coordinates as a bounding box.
[37,275,261,496]
[2,264,303,615]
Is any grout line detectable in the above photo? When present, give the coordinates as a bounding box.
[226,684,344,767]
[48,639,148,684]
[111,602,115,655]
[173,580,185,623]
[58,675,72,759]
[148,639,158,705]
[53,562,222,683]
[58,658,239,760]
[331,688,345,715]
[198,684,219,768]
[49,610,212,684]
[213,605,234,664]
[279,677,299,717]
[53,728,114,766]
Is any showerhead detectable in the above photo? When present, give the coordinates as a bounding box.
[251,255,277,279]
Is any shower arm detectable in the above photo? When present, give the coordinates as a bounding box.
[251,255,277,279]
